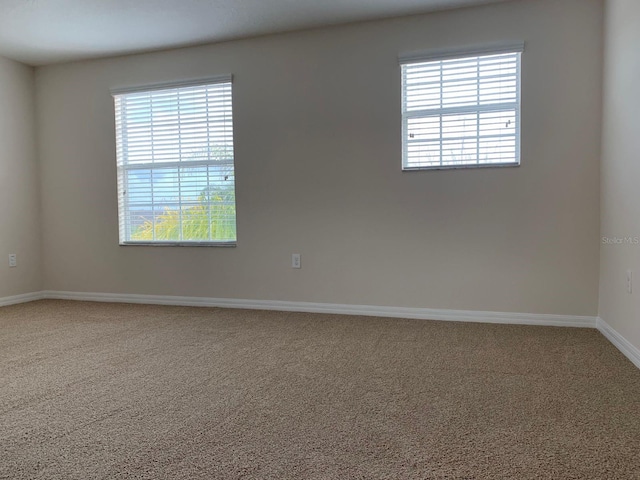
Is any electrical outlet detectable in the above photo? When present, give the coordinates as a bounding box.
[292,254,301,269]
[8,254,17,268]
[627,270,633,294]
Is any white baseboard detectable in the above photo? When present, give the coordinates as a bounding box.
[597,317,640,370]
[0,291,44,307]
[40,290,596,328]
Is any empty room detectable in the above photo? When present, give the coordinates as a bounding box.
[1,0,639,478]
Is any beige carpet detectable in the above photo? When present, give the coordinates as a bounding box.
[1,300,639,479]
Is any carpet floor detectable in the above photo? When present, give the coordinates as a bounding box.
[0,300,639,479]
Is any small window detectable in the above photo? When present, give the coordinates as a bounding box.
[113,78,236,245]
[400,44,523,170]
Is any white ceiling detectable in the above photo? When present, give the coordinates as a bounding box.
[0,0,509,66]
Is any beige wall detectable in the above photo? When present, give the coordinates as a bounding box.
[0,56,41,297]
[35,0,603,315]
[599,0,640,348]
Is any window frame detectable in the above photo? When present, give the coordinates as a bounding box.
[400,42,524,171]
[111,76,237,247]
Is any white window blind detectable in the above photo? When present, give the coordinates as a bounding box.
[401,45,522,170]
[113,78,236,245]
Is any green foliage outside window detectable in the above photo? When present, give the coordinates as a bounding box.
[132,189,236,242]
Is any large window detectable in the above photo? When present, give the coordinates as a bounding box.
[401,44,523,170]
[112,77,236,246]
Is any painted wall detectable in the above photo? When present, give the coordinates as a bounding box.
[36,0,603,315]
[0,56,41,298]
[599,0,640,349]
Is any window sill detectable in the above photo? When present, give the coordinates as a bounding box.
[119,241,237,247]
[402,162,520,172]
